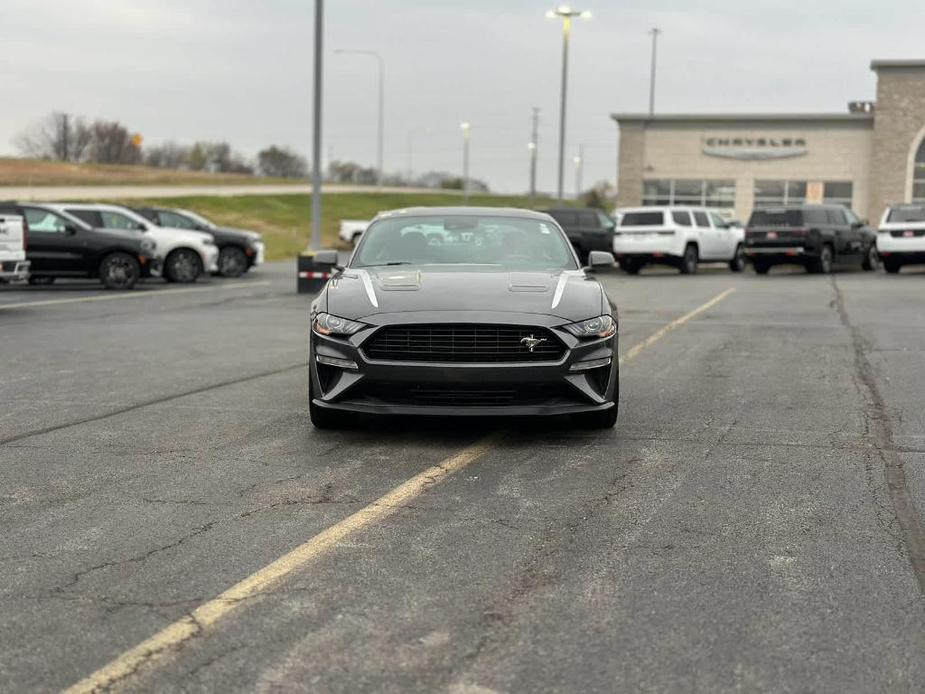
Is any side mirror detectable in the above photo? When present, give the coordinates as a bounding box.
[313,249,341,269]
[64,224,79,235]
[586,250,615,270]
[139,223,149,231]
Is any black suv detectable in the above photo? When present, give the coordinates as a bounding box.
[132,207,263,277]
[542,208,616,263]
[744,204,878,274]
[0,203,157,289]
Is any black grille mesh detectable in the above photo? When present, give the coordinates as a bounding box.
[363,324,564,363]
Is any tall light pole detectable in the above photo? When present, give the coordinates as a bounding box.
[310,0,324,251]
[461,122,471,204]
[547,6,591,202]
[529,107,539,202]
[335,48,384,187]
[648,28,661,116]
[574,144,584,198]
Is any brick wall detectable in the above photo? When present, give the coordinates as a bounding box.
[869,65,925,224]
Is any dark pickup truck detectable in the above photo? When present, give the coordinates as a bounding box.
[744,204,878,274]
[543,208,616,263]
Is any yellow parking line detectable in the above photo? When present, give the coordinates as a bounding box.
[64,287,736,693]
[619,287,735,366]
[0,281,272,311]
[64,436,499,694]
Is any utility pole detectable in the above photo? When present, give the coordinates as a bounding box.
[461,122,471,204]
[310,0,324,250]
[574,144,584,198]
[529,107,539,202]
[649,28,661,116]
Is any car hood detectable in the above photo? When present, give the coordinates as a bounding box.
[323,265,608,322]
[213,226,261,241]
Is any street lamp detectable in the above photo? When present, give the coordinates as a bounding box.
[546,6,591,202]
[528,141,537,202]
[461,122,471,204]
[574,145,584,198]
[334,48,385,187]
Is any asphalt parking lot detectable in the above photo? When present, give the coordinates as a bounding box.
[2,261,925,693]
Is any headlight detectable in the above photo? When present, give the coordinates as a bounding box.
[564,315,616,339]
[140,238,156,253]
[313,312,366,337]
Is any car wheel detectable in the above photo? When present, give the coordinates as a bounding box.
[861,245,880,272]
[309,376,353,429]
[28,276,55,286]
[679,244,698,275]
[99,252,140,290]
[218,246,248,277]
[729,244,746,272]
[620,259,641,275]
[164,249,203,283]
[752,259,771,275]
[883,258,902,274]
[808,245,833,274]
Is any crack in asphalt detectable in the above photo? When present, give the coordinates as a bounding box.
[831,276,925,595]
[0,362,309,447]
[51,522,217,594]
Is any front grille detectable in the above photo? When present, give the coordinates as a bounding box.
[350,382,577,407]
[363,324,564,363]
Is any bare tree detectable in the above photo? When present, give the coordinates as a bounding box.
[145,141,191,169]
[14,112,92,162]
[257,146,307,178]
[86,120,142,165]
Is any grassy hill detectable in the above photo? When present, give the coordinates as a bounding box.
[0,157,293,187]
[127,192,565,260]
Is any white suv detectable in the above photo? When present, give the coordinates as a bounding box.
[0,213,30,283]
[877,204,925,273]
[613,206,745,275]
[51,204,219,283]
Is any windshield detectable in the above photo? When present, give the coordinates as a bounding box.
[620,211,665,227]
[887,206,925,223]
[180,210,216,229]
[748,209,805,227]
[351,214,578,270]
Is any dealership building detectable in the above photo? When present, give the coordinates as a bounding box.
[613,60,925,224]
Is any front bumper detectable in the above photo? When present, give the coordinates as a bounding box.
[251,241,265,267]
[0,259,30,283]
[203,246,220,273]
[309,314,618,417]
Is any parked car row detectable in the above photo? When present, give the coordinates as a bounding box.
[0,203,264,290]
[605,201,925,276]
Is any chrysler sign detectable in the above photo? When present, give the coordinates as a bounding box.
[702,136,808,161]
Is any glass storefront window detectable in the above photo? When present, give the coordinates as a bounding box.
[755,180,807,205]
[823,181,853,206]
[642,179,735,209]
[913,140,925,203]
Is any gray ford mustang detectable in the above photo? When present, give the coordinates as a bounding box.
[308,207,619,428]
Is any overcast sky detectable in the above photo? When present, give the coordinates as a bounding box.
[3,0,925,193]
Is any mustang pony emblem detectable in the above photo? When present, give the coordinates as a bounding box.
[520,335,547,352]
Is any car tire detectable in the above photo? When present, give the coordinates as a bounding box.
[28,276,55,286]
[620,259,641,275]
[164,248,203,283]
[218,246,248,277]
[729,244,746,272]
[861,245,880,272]
[679,244,698,275]
[808,244,834,274]
[99,252,140,290]
[883,258,902,274]
[309,377,353,429]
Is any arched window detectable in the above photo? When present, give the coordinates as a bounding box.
[913,138,925,202]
